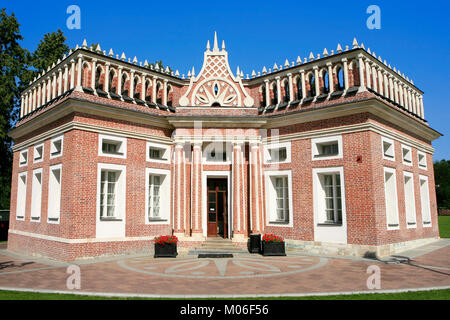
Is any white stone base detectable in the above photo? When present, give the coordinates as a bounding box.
[231,234,248,243]
[285,237,440,258]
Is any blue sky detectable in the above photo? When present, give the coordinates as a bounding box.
[4,0,449,160]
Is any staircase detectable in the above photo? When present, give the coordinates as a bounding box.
[190,237,248,255]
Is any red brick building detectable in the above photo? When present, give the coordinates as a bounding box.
[7,34,442,261]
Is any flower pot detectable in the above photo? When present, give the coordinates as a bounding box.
[154,242,178,258]
[262,241,286,256]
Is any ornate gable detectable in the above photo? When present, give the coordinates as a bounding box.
[179,33,254,107]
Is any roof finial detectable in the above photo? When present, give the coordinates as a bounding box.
[213,31,219,52]
[222,40,225,50]
[206,40,210,51]
[352,37,358,49]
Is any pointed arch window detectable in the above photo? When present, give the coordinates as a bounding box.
[167,84,173,106]
[261,86,267,107]
[121,74,128,97]
[323,71,329,94]
[337,67,344,90]
[272,84,278,105]
[297,77,303,100]
[109,71,116,93]
[133,77,140,99]
[284,81,290,103]
[95,66,102,90]
[156,83,162,104]
[308,74,316,97]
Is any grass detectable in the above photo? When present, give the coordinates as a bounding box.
[0,289,448,300]
[438,216,450,238]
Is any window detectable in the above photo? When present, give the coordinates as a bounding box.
[261,86,267,107]
[99,170,119,219]
[16,172,27,220]
[308,74,316,97]
[265,170,293,226]
[296,78,303,100]
[403,172,416,228]
[381,137,395,161]
[264,142,291,164]
[318,173,342,224]
[145,168,170,224]
[50,135,63,158]
[34,143,44,163]
[337,67,344,90]
[99,134,127,159]
[322,71,329,94]
[402,145,412,166]
[96,163,126,238]
[31,168,43,222]
[19,150,28,167]
[383,167,399,229]
[203,142,230,163]
[272,84,278,105]
[312,136,343,160]
[146,142,170,164]
[48,165,62,223]
[283,82,290,102]
[419,175,432,227]
[95,67,102,90]
[418,151,427,169]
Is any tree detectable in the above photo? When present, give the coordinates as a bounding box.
[30,29,69,74]
[434,159,450,209]
[0,8,29,210]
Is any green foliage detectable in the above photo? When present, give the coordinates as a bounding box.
[438,216,450,238]
[0,9,69,210]
[434,159,450,209]
[149,60,172,73]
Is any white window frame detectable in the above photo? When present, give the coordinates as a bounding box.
[383,167,400,230]
[96,163,126,238]
[19,150,28,167]
[313,166,347,244]
[417,151,427,170]
[16,172,27,220]
[202,141,232,164]
[146,141,171,164]
[381,137,395,161]
[33,143,44,164]
[31,168,43,222]
[403,171,416,229]
[145,168,171,224]
[419,175,432,228]
[401,144,412,166]
[264,170,293,227]
[50,135,64,159]
[47,164,62,224]
[263,142,291,164]
[311,135,343,161]
[98,134,127,159]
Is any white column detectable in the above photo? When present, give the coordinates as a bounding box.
[130,71,135,98]
[47,78,51,101]
[342,58,349,90]
[371,65,378,92]
[91,59,97,89]
[388,76,394,101]
[36,84,41,108]
[63,64,68,92]
[288,73,294,102]
[419,96,424,119]
[326,62,333,93]
[141,74,146,100]
[163,79,168,105]
[313,66,319,97]
[70,59,75,89]
[300,70,306,98]
[104,63,110,93]
[57,68,62,96]
[76,55,82,89]
[377,68,383,95]
[408,89,413,113]
[403,86,409,110]
[365,59,371,88]
[358,54,366,88]
[42,81,46,105]
[117,67,123,95]
[52,72,57,99]
[275,76,281,104]
[20,95,24,118]
[383,72,388,98]
[152,76,157,103]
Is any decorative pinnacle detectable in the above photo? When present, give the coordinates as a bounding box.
[284,59,289,67]
[273,63,278,71]
[296,56,302,64]
[336,43,342,53]
[82,39,88,48]
[206,40,210,51]
[133,56,138,64]
[262,66,267,75]
[323,48,328,57]
[213,31,219,52]
[108,48,113,56]
[309,52,314,61]
[120,52,126,61]
[96,44,101,52]
[352,37,358,49]
[222,40,225,50]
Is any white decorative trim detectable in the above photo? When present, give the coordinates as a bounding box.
[381,136,395,161]
[19,149,28,167]
[264,170,294,227]
[145,167,171,225]
[401,144,412,166]
[419,175,432,228]
[146,141,171,164]
[49,134,64,159]
[16,172,27,221]
[311,135,343,161]
[33,143,44,164]
[417,150,427,170]
[383,167,400,230]
[263,141,291,164]
[98,134,127,159]
[47,164,62,224]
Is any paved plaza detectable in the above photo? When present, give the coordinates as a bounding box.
[0,240,449,298]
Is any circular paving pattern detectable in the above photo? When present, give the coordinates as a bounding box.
[118,255,328,279]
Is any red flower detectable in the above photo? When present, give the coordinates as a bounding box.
[154,235,178,245]
[262,234,284,243]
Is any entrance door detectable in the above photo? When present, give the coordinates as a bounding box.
[207,178,227,238]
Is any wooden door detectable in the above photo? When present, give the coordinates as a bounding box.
[207,179,227,238]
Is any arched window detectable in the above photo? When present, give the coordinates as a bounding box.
[156,82,162,104]
[337,67,344,90]
[133,76,140,99]
[323,71,329,94]
[95,66,102,90]
[211,102,221,107]
[82,63,90,87]
[121,74,128,96]
[284,81,290,102]
[145,80,152,102]
[308,74,316,97]
[272,84,278,105]
[108,70,116,93]
[297,77,302,100]
[167,84,173,106]
[261,86,267,107]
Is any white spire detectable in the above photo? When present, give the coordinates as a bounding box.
[108,48,114,57]
[213,31,219,52]
[273,63,278,71]
[262,66,267,75]
[309,52,314,61]
[323,48,328,57]
[352,37,358,49]
[284,59,289,68]
[206,40,210,51]
[82,39,88,48]
[296,56,302,64]
[236,66,240,77]
[336,43,342,53]
[192,66,195,77]
[251,70,256,78]
[175,70,180,77]
[222,40,225,50]
[144,60,149,67]
[120,52,126,61]
[96,44,101,52]
[133,56,138,64]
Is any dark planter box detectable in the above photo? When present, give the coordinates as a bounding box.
[154,242,178,258]
[248,234,261,253]
[262,241,286,256]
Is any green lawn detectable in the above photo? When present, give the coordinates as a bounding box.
[0,289,448,300]
[438,216,450,238]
